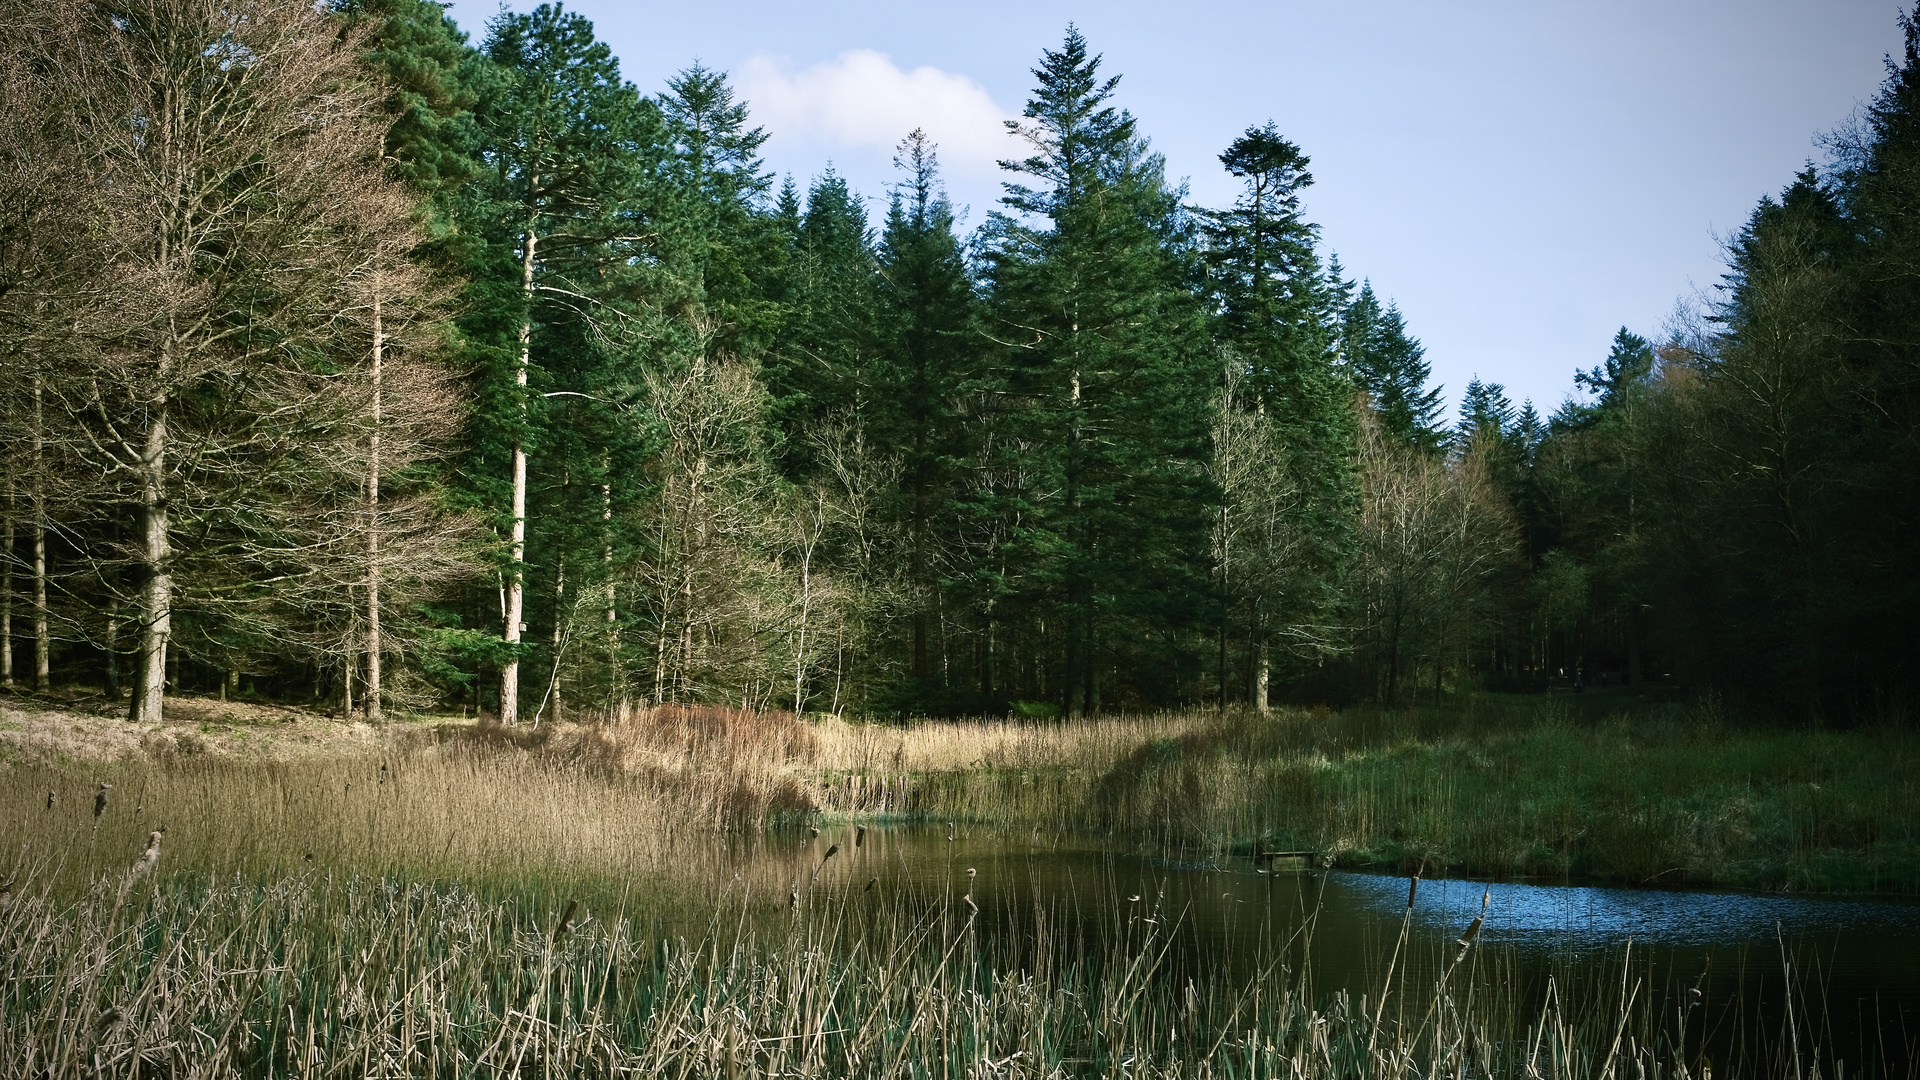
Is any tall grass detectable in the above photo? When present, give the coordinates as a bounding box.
[1,699,1910,1074]
[3,855,1870,1079]
[783,698,1920,892]
[8,696,1916,892]
[0,725,805,904]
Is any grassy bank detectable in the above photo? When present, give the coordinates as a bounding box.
[788,696,1920,893]
[6,691,1918,893]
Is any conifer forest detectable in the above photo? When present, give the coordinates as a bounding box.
[4,0,1920,728]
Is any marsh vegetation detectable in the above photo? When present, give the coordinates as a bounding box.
[4,694,1917,1076]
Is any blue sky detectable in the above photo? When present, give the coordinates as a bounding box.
[441,0,1906,419]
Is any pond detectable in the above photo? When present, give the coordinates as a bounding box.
[714,821,1920,1070]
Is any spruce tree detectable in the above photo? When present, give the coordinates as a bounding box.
[467,3,660,722]
[870,131,975,704]
[763,168,879,477]
[979,28,1217,714]
[1341,283,1444,451]
[1458,377,1516,443]
[1202,122,1357,705]
[657,65,784,364]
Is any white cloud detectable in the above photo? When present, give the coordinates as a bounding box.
[739,50,1019,179]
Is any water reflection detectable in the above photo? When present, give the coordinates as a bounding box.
[728,821,1920,1009]
[1338,870,1920,947]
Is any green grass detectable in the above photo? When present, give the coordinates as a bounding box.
[787,696,1920,893]
[1090,700,1920,892]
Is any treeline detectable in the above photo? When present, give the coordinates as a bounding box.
[2,0,1916,724]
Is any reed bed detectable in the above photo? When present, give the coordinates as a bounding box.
[1,700,1908,1075]
[1,853,1870,1079]
[0,737,798,903]
[7,695,1917,892]
[564,698,1920,892]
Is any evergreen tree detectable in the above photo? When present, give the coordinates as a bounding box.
[978,28,1217,714]
[1202,122,1357,704]
[870,131,975,704]
[1513,400,1546,463]
[331,0,487,720]
[763,168,879,477]
[333,0,484,216]
[1458,377,1516,444]
[1572,328,1656,414]
[657,64,784,363]
[466,3,661,722]
[1341,283,1444,451]
[1204,123,1327,399]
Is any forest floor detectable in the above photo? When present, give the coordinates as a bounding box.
[0,688,419,762]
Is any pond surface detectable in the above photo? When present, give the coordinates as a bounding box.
[722,821,1920,1068]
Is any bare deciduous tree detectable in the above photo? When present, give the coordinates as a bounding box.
[10,0,462,722]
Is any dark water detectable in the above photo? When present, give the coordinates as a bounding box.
[729,821,1920,1069]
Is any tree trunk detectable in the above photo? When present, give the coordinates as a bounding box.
[133,397,171,727]
[32,518,47,691]
[1,496,12,690]
[1255,642,1271,716]
[602,477,617,708]
[501,226,536,725]
[32,379,48,691]
[104,603,119,699]
[365,289,383,722]
[540,563,565,725]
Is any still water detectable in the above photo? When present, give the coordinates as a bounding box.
[717,821,1920,1066]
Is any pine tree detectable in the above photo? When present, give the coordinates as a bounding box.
[979,28,1217,714]
[468,3,660,723]
[870,131,975,704]
[1202,122,1357,706]
[1341,283,1444,451]
[333,0,484,214]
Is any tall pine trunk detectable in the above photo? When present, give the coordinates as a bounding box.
[365,289,384,722]
[134,387,171,727]
[501,225,535,724]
